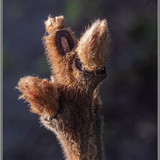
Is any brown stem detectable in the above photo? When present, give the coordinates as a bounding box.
[40,96,104,160]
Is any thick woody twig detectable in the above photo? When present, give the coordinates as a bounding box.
[17,15,110,160]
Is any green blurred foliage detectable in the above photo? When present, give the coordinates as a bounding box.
[64,0,108,26]
[128,19,157,42]
[34,56,50,76]
[64,0,83,25]
[3,46,13,71]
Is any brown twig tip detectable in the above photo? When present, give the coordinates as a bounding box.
[45,15,65,34]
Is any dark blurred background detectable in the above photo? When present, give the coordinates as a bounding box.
[3,0,157,160]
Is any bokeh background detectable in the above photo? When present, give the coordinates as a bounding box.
[3,0,157,160]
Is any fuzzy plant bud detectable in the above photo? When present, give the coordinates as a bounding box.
[76,19,111,71]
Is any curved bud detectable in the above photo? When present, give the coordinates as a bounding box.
[76,19,111,71]
[43,15,77,84]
